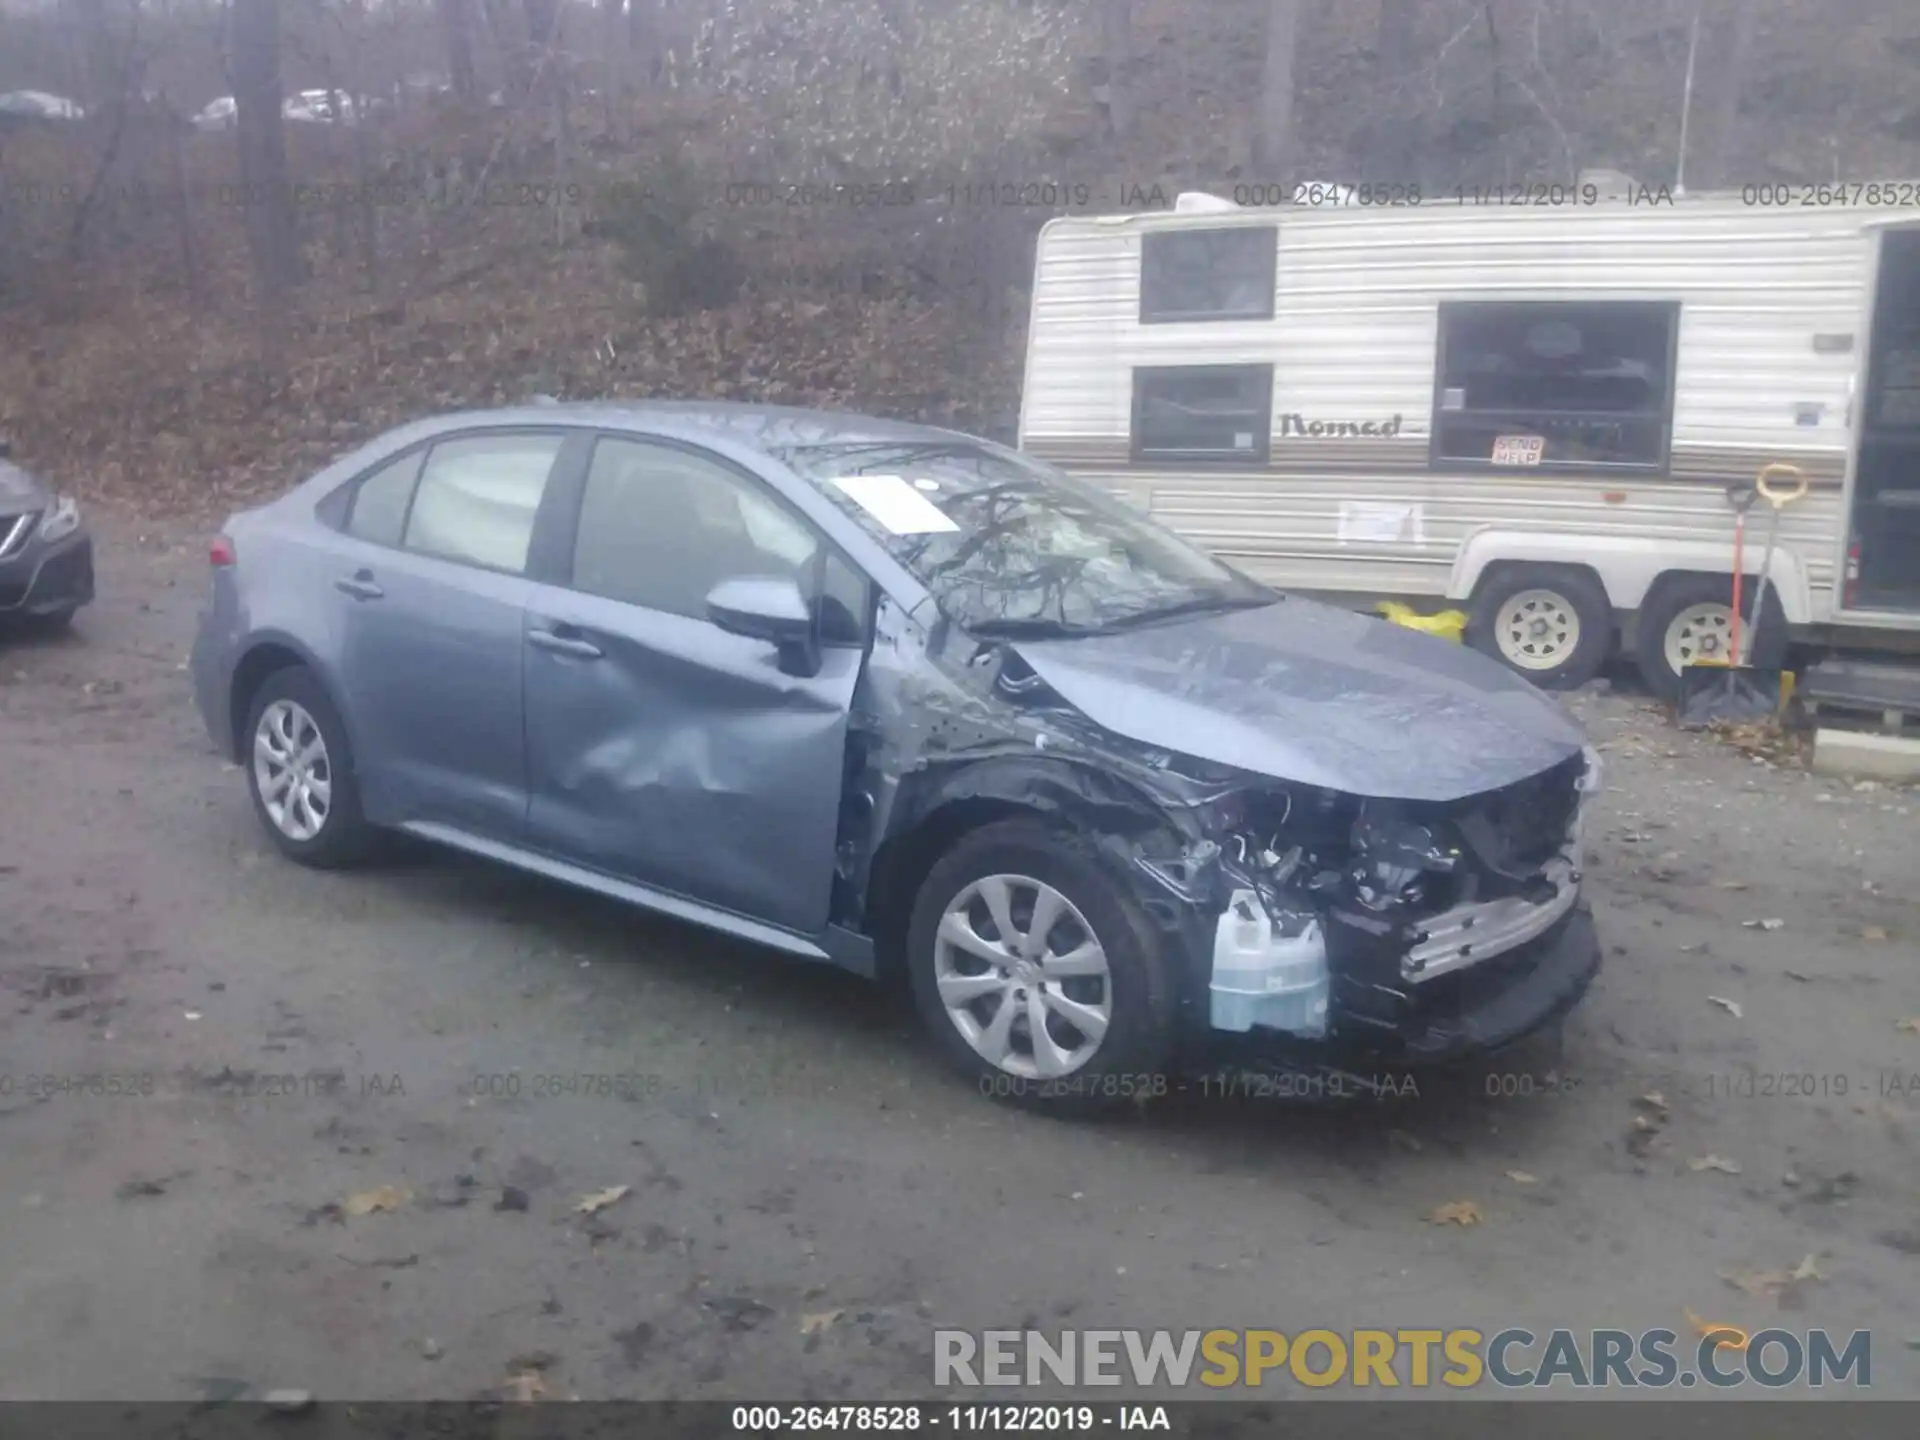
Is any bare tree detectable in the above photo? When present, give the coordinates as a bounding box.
[1366,0,1420,181]
[231,0,300,299]
[1252,0,1302,177]
[1700,0,1759,186]
[1098,0,1133,141]
[439,0,480,101]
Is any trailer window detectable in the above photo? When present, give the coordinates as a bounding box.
[1132,365,1273,464]
[1431,301,1679,472]
[1140,227,1277,323]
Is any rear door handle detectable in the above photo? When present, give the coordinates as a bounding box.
[334,571,384,600]
[529,626,603,660]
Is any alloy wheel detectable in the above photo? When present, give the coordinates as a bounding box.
[253,698,332,842]
[933,873,1113,1079]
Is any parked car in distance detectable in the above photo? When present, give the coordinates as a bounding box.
[189,404,1603,1110]
[284,88,360,125]
[0,440,95,631]
[192,96,238,131]
[0,89,86,126]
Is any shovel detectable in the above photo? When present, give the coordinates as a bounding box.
[1677,463,1808,727]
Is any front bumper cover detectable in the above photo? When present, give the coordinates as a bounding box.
[0,529,94,617]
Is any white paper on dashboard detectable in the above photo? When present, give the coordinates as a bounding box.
[829,474,961,535]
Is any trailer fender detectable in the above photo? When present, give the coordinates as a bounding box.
[1447,529,1814,626]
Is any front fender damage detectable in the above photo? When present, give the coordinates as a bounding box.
[833,611,1600,1072]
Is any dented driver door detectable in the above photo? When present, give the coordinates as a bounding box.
[520,436,862,938]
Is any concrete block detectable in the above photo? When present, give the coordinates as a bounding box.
[1810,727,1920,783]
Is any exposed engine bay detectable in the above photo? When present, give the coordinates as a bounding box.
[1128,745,1600,1045]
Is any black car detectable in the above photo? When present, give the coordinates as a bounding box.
[0,442,94,630]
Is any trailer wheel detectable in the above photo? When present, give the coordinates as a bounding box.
[1467,567,1613,690]
[1633,573,1788,699]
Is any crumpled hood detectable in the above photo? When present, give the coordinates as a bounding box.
[0,461,51,511]
[1011,597,1588,802]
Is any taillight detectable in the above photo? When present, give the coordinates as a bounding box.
[210,534,236,567]
[1842,536,1861,609]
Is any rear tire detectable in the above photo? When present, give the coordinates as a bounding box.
[905,819,1178,1115]
[243,667,379,869]
[1633,573,1788,700]
[1467,566,1613,690]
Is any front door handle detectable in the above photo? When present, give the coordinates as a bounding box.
[334,571,384,600]
[529,626,603,660]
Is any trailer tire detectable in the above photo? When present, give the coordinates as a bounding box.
[1633,573,1788,700]
[1466,566,1613,690]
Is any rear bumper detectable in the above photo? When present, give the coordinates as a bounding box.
[1200,904,1601,1083]
[0,530,94,617]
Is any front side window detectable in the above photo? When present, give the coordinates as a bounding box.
[778,440,1275,635]
[570,438,868,643]
[1133,365,1274,465]
[402,433,566,573]
[1432,301,1679,471]
[1140,226,1278,322]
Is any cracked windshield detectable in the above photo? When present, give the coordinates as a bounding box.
[1,0,1917,1425]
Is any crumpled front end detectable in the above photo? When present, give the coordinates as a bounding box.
[1131,744,1604,1066]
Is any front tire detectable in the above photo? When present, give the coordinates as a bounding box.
[243,667,378,869]
[1467,566,1613,690]
[905,819,1178,1114]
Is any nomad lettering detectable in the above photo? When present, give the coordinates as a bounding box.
[1279,414,1404,438]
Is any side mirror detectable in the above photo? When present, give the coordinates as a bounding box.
[706,575,820,675]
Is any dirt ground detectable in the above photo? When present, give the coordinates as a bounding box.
[1,513,1917,1403]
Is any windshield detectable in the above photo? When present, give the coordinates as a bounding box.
[779,440,1275,634]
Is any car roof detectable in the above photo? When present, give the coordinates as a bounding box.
[408,400,975,454]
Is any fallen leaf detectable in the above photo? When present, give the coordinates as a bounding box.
[574,1185,631,1215]
[1635,1091,1669,1115]
[1504,1170,1538,1185]
[1720,1270,1787,1299]
[799,1309,843,1336]
[1686,1307,1752,1351]
[1428,1200,1483,1227]
[1707,995,1744,1019]
[1860,926,1889,941]
[502,1371,547,1402]
[1689,1155,1742,1174]
[343,1185,412,1216]
[1632,1114,1658,1132]
[1791,1254,1824,1283]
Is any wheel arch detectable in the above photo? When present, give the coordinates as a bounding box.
[862,756,1193,988]
[227,634,351,765]
[1450,528,1814,624]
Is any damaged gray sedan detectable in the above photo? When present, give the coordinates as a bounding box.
[190,403,1602,1109]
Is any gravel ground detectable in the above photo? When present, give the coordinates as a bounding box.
[0,515,1916,1402]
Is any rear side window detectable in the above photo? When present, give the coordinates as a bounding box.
[345,450,425,547]
[1140,227,1278,323]
[403,434,566,574]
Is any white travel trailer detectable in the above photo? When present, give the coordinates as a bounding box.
[1017,182,1920,709]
